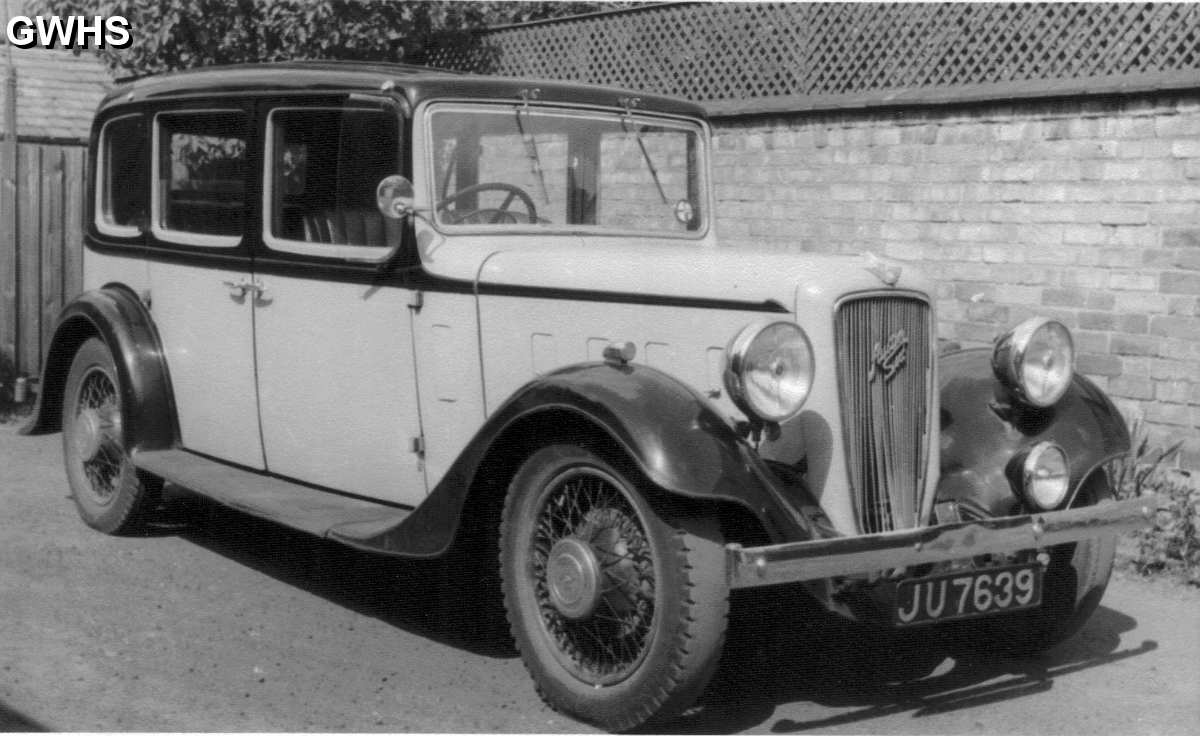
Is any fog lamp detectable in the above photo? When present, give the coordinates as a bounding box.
[1019,442,1071,510]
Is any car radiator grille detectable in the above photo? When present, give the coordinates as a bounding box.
[835,294,932,533]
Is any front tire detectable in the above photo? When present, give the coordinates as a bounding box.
[1003,532,1116,653]
[955,506,1116,655]
[62,337,162,535]
[500,445,728,731]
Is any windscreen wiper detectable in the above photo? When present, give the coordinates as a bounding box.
[620,97,669,205]
[516,89,550,204]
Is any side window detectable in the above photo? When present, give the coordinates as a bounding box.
[265,106,401,257]
[153,110,247,247]
[95,113,146,237]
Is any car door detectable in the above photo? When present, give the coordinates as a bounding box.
[250,98,426,506]
[146,106,265,469]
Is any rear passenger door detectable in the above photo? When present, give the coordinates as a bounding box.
[146,106,264,469]
[251,98,426,506]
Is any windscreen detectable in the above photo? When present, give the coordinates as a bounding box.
[427,104,706,236]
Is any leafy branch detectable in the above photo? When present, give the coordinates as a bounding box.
[41,1,635,76]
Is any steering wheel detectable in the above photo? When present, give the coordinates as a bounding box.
[436,182,538,225]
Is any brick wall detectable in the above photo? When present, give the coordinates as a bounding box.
[710,91,1200,469]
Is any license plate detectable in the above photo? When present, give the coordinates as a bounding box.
[894,564,1043,626]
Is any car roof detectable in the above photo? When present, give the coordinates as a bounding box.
[100,60,708,119]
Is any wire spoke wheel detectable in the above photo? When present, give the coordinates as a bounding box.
[532,468,656,685]
[62,338,162,535]
[72,367,123,504]
[500,444,728,731]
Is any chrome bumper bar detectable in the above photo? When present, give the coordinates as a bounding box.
[727,496,1158,589]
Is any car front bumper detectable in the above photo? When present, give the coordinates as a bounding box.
[726,495,1158,589]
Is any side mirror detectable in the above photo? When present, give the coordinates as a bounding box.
[376,175,416,220]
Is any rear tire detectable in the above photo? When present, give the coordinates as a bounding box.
[62,337,162,535]
[500,445,728,731]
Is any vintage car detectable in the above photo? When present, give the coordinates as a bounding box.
[24,62,1155,730]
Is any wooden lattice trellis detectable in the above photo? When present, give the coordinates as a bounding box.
[430,2,1200,113]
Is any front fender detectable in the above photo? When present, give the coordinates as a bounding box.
[936,349,1129,518]
[332,362,824,557]
[21,287,177,453]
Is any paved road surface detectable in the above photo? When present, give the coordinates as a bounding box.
[2,424,1197,733]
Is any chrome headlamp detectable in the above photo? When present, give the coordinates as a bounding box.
[992,317,1075,408]
[724,321,814,424]
[1010,442,1071,510]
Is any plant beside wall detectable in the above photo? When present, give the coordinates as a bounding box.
[1109,413,1199,586]
[1130,473,1200,586]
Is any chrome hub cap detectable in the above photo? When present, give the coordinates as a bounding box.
[71,409,105,461]
[72,367,123,504]
[546,537,604,620]
[531,468,655,685]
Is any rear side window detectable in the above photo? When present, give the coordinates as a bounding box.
[95,113,146,237]
[264,105,401,259]
[153,110,247,247]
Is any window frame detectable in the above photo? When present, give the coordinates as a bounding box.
[150,108,249,249]
[419,100,711,240]
[260,103,404,262]
[94,112,146,239]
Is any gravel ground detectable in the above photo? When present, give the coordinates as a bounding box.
[2,422,1198,733]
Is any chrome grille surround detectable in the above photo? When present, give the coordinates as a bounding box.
[834,291,933,534]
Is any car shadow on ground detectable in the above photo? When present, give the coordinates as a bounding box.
[658,585,1155,734]
[0,699,48,731]
[146,491,1156,734]
[150,487,517,660]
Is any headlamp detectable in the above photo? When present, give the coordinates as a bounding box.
[724,321,814,424]
[993,317,1075,407]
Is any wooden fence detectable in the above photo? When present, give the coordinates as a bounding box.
[0,140,87,384]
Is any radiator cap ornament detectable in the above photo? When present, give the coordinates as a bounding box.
[864,251,902,286]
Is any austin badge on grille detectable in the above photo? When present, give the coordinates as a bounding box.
[868,328,908,383]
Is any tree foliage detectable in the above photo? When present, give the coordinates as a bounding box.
[49,1,632,76]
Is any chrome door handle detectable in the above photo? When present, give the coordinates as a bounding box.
[223,279,271,307]
[223,280,268,300]
[251,280,271,304]
[223,280,252,299]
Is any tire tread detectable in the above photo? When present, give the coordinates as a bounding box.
[62,337,163,536]
[499,444,728,731]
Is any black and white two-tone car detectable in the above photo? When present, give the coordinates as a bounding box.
[24,62,1153,730]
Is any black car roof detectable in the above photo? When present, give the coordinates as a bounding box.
[100,60,708,119]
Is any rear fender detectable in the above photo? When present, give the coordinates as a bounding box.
[332,362,824,557]
[937,349,1129,518]
[22,287,177,452]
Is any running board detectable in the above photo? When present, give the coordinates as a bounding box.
[132,449,412,545]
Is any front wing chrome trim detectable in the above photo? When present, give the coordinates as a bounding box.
[727,496,1158,589]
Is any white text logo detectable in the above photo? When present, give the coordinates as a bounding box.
[5,15,131,49]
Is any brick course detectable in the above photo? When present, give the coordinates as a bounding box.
[711,91,1200,469]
